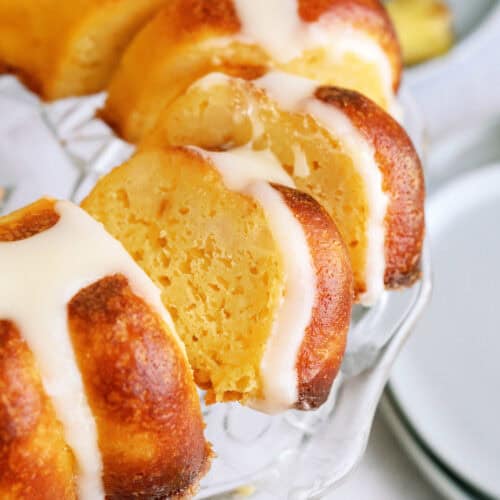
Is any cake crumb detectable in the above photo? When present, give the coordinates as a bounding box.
[235,485,256,497]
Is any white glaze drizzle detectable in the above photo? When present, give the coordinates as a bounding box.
[192,71,388,305]
[253,71,388,305]
[292,144,310,178]
[0,201,182,499]
[193,146,294,190]
[190,71,232,91]
[189,146,316,414]
[231,0,398,114]
[306,101,387,305]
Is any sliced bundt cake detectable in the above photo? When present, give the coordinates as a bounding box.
[0,198,211,499]
[0,0,169,99]
[142,71,424,305]
[82,146,353,412]
[101,0,402,142]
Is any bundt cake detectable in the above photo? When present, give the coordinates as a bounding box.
[0,198,211,499]
[100,0,402,143]
[82,146,353,412]
[141,71,425,305]
[0,0,169,99]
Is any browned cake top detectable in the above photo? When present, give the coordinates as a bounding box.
[0,198,59,241]
[68,274,211,498]
[315,86,425,286]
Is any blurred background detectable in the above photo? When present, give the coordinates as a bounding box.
[329,1,500,498]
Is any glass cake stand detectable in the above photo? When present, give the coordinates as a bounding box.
[0,75,431,499]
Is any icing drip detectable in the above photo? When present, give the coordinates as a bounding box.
[233,0,305,62]
[0,201,181,499]
[193,146,294,190]
[189,146,316,413]
[292,145,310,178]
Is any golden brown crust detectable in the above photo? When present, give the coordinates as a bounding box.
[298,0,402,90]
[272,185,353,410]
[315,86,425,288]
[0,62,45,99]
[0,320,77,499]
[160,0,240,41]
[0,198,58,242]
[68,274,212,499]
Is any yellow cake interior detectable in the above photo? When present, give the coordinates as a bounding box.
[143,79,370,295]
[82,147,285,403]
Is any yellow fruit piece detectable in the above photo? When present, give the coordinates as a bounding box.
[386,0,454,66]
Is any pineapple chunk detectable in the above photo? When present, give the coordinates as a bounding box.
[387,0,454,65]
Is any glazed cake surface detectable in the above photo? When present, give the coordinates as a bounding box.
[83,146,353,412]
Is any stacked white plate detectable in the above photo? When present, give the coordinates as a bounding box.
[384,1,500,492]
[384,159,500,499]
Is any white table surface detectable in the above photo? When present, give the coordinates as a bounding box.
[326,410,443,500]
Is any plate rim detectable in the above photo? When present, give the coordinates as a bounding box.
[385,163,500,500]
[380,390,492,500]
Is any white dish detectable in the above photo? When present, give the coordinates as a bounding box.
[389,163,500,499]
[426,116,500,188]
[380,394,473,500]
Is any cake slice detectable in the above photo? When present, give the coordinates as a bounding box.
[0,198,211,498]
[142,71,425,305]
[100,0,402,142]
[0,0,169,99]
[82,146,353,412]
